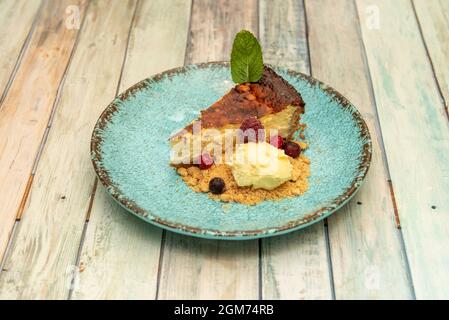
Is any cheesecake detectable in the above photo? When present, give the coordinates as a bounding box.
[170,66,305,166]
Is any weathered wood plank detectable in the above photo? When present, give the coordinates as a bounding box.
[73,0,191,300]
[0,0,137,299]
[0,0,42,104]
[259,0,332,300]
[261,227,331,299]
[413,0,449,114]
[185,0,257,63]
[0,0,87,264]
[357,0,449,299]
[74,187,163,300]
[119,0,192,90]
[157,0,260,300]
[160,236,259,300]
[259,0,309,72]
[306,0,412,299]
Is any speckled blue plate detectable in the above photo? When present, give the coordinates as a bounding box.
[91,62,371,240]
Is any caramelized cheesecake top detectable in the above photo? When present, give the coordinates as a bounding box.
[175,66,305,135]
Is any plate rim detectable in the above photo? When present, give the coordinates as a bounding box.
[91,61,372,240]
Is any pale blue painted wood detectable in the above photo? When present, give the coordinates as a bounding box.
[158,0,260,299]
[413,0,449,114]
[357,0,449,299]
[307,0,413,299]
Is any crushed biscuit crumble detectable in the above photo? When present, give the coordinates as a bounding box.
[177,141,310,205]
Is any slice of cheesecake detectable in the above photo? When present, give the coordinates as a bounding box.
[170,66,305,166]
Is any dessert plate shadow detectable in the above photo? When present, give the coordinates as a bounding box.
[91,62,372,240]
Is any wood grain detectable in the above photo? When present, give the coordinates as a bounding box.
[261,227,331,299]
[74,186,163,300]
[73,0,192,300]
[0,0,41,104]
[259,0,332,300]
[0,0,445,300]
[157,0,260,300]
[0,0,136,299]
[413,0,449,115]
[259,0,309,72]
[306,0,412,299]
[357,0,449,299]
[0,0,87,264]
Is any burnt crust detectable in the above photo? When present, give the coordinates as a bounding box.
[175,65,305,135]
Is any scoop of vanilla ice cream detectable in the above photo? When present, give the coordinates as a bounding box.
[229,142,292,190]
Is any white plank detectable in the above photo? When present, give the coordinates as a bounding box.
[74,187,163,299]
[357,0,449,299]
[413,0,449,115]
[307,0,412,299]
[262,227,331,299]
[73,0,192,300]
[259,0,309,72]
[0,0,137,299]
[0,0,87,264]
[157,0,260,300]
[259,0,332,300]
[160,237,259,299]
[0,0,41,102]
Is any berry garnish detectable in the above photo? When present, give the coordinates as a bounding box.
[240,117,264,143]
[240,116,263,132]
[199,153,214,170]
[283,141,301,158]
[209,177,225,194]
[270,135,284,149]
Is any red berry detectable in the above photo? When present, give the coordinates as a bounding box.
[283,141,301,158]
[270,135,284,149]
[240,117,264,143]
[199,153,214,170]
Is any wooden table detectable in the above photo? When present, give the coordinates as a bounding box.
[0,0,448,300]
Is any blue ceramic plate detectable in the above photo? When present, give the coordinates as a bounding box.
[91,62,371,240]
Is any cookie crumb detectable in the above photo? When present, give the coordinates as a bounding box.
[177,167,188,176]
[176,142,310,205]
[298,141,308,150]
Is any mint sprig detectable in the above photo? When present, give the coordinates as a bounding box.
[230,30,264,84]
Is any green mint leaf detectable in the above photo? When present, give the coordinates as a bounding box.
[230,30,264,84]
